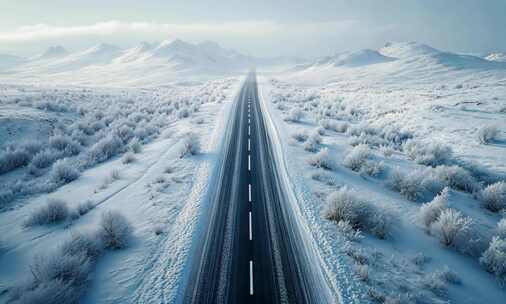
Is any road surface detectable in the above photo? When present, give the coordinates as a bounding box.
[184,72,329,303]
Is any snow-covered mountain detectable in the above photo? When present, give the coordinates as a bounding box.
[287,41,506,85]
[0,39,301,85]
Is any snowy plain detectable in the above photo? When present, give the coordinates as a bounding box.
[0,38,505,304]
[259,41,506,303]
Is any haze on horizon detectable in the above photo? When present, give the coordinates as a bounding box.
[0,0,505,58]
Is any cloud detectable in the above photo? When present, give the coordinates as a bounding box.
[0,20,360,43]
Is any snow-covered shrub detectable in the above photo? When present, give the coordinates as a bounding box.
[404,140,453,167]
[480,181,506,212]
[9,253,90,304]
[179,132,200,158]
[336,220,363,242]
[323,188,392,238]
[419,188,449,229]
[121,152,136,164]
[291,131,308,142]
[430,209,472,247]
[30,148,61,169]
[422,271,448,297]
[315,127,325,136]
[310,170,336,185]
[355,264,369,282]
[50,159,80,185]
[303,131,322,152]
[0,148,31,174]
[379,145,394,158]
[49,134,82,156]
[477,125,498,144]
[177,107,190,119]
[24,199,69,226]
[60,233,103,262]
[343,144,371,172]
[77,200,94,216]
[284,107,303,122]
[307,148,334,170]
[99,211,133,250]
[480,236,506,280]
[129,137,142,154]
[0,189,14,207]
[497,218,506,239]
[86,134,124,165]
[34,99,70,112]
[389,168,430,201]
[433,165,478,193]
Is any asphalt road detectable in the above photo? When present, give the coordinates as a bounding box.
[184,72,329,304]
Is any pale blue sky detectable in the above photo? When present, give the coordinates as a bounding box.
[0,0,504,57]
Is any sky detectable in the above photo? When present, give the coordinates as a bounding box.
[0,0,505,58]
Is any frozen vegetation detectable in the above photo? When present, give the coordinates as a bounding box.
[262,41,506,303]
[0,69,240,303]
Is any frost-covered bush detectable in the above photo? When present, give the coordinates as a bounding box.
[50,159,80,185]
[49,134,82,156]
[24,198,69,226]
[60,233,103,262]
[129,137,142,154]
[0,189,15,207]
[433,165,478,193]
[99,211,133,250]
[430,209,472,247]
[310,170,336,185]
[121,152,136,164]
[179,132,200,158]
[389,168,434,201]
[0,148,31,174]
[419,188,449,229]
[30,148,62,169]
[86,134,124,165]
[343,144,384,177]
[307,148,334,170]
[303,131,322,152]
[291,131,308,142]
[480,236,506,280]
[77,200,95,216]
[477,125,498,144]
[404,140,453,167]
[34,100,69,112]
[422,267,460,297]
[480,181,506,212]
[323,188,392,238]
[336,220,363,242]
[284,107,303,122]
[319,119,348,133]
[343,144,374,172]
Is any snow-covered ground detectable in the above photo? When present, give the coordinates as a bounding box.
[258,42,506,303]
[0,73,242,303]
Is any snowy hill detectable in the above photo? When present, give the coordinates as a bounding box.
[316,49,396,67]
[0,39,298,86]
[31,46,68,61]
[286,41,506,85]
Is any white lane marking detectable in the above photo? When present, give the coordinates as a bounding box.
[248,118,250,124]
[248,138,251,151]
[249,211,252,240]
[248,184,252,202]
[248,125,250,135]
[248,154,251,171]
[249,261,254,295]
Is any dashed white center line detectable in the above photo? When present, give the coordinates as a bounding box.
[248,125,250,135]
[249,261,254,295]
[248,154,251,171]
[248,118,250,124]
[248,138,251,151]
[248,184,252,202]
[248,211,252,240]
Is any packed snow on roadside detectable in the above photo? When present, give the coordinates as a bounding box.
[258,41,506,303]
[0,76,241,303]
